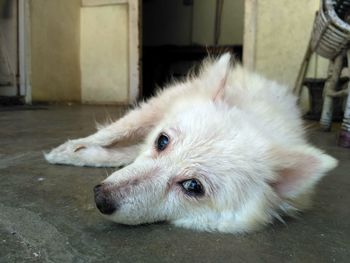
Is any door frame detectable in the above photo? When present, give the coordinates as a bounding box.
[18,0,31,103]
[243,0,257,70]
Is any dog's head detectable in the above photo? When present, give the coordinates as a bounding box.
[94,54,337,233]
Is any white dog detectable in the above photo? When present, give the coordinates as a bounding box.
[45,53,337,233]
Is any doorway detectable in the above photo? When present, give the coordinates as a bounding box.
[142,0,244,99]
[0,0,28,104]
[0,0,18,98]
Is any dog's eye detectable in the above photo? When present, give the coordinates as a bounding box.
[156,133,170,151]
[181,179,204,196]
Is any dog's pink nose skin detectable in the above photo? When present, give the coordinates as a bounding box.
[94,184,118,215]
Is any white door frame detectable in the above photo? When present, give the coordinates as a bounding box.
[18,0,31,103]
[243,0,257,70]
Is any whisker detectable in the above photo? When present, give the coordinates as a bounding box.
[104,168,110,178]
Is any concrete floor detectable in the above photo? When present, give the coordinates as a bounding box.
[0,105,349,263]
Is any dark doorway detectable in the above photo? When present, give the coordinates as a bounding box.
[0,0,18,98]
[142,0,244,99]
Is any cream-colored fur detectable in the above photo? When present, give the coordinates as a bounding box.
[45,53,337,233]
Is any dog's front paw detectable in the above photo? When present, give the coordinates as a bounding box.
[44,140,87,166]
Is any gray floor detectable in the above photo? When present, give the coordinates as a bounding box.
[0,105,349,263]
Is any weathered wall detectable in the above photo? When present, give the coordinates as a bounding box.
[246,0,329,112]
[30,0,81,102]
[192,0,216,45]
[219,0,244,45]
[254,0,328,86]
[192,0,244,45]
[80,4,128,104]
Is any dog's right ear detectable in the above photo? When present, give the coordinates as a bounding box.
[267,145,338,199]
[199,53,232,102]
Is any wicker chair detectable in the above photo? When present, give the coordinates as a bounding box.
[295,0,350,147]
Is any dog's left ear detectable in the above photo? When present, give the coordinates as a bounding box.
[199,53,232,102]
[267,146,338,199]
[211,53,231,102]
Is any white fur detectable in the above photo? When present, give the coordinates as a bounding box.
[45,53,338,233]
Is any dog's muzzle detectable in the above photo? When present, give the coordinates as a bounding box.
[93,184,118,215]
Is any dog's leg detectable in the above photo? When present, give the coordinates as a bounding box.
[45,95,170,167]
[45,142,141,167]
[44,106,152,167]
[80,100,163,146]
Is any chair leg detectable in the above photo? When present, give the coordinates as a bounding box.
[338,62,350,147]
[320,52,344,131]
[294,38,313,99]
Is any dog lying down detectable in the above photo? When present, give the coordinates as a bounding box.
[45,53,337,233]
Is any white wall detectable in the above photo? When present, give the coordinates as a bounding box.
[30,0,81,102]
[252,0,328,86]
[244,0,328,112]
[80,4,129,104]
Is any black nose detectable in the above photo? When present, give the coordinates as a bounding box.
[94,184,118,215]
[94,184,102,194]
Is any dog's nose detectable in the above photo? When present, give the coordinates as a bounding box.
[94,184,102,194]
[94,184,118,215]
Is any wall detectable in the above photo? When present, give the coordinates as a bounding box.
[30,0,81,102]
[192,0,216,45]
[244,0,329,112]
[192,0,244,45]
[80,4,129,104]
[219,0,244,45]
[253,0,328,87]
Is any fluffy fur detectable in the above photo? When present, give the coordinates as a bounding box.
[45,53,337,233]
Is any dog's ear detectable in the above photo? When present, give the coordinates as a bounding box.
[211,53,231,102]
[267,146,337,199]
[199,53,232,102]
